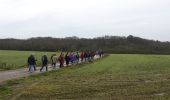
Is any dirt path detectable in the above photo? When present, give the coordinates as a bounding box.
[0,66,59,83]
[0,56,100,83]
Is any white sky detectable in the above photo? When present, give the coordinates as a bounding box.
[0,0,170,41]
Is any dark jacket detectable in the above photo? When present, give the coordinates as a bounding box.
[65,55,70,61]
[42,55,48,65]
[28,55,36,65]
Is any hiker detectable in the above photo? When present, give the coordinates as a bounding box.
[75,52,80,64]
[51,54,57,69]
[90,51,95,61]
[80,51,84,62]
[96,51,99,58]
[27,54,36,73]
[99,50,102,58]
[40,54,48,72]
[65,52,70,66]
[69,52,74,65]
[84,52,88,62]
[28,53,37,71]
[58,52,64,68]
[87,51,91,61]
[73,53,77,64]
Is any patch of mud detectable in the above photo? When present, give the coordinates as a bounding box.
[154,74,162,77]
[145,80,152,83]
[154,93,165,96]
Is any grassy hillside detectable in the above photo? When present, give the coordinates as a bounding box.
[1,54,170,99]
[0,50,56,70]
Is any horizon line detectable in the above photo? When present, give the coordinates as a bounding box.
[0,35,167,42]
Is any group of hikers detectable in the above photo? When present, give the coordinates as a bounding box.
[27,50,104,73]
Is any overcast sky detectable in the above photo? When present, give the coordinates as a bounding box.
[0,0,170,41]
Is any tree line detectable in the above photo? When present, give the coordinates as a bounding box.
[1,35,170,54]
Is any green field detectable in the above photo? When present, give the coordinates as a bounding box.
[1,54,170,100]
[0,50,57,70]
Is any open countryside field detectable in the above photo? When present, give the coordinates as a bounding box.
[1,54,170,100]
[0,50,56,71]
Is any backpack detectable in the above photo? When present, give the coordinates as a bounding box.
[42,55,48,63]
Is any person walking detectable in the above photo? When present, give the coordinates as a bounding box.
[65,52,70,66]
[90,51,95,61]
[51,54,57,69]
[58,52,64,68]
[51,54,54,66]
[76,52,80,64]
[27,54,36,73]
[80,51,84,62]
[84,52,88,62]
[40,54,48,72]
[73,53,77,64]
[101,50,104,57]
[69,52,74,65]
[87,51,91,61]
